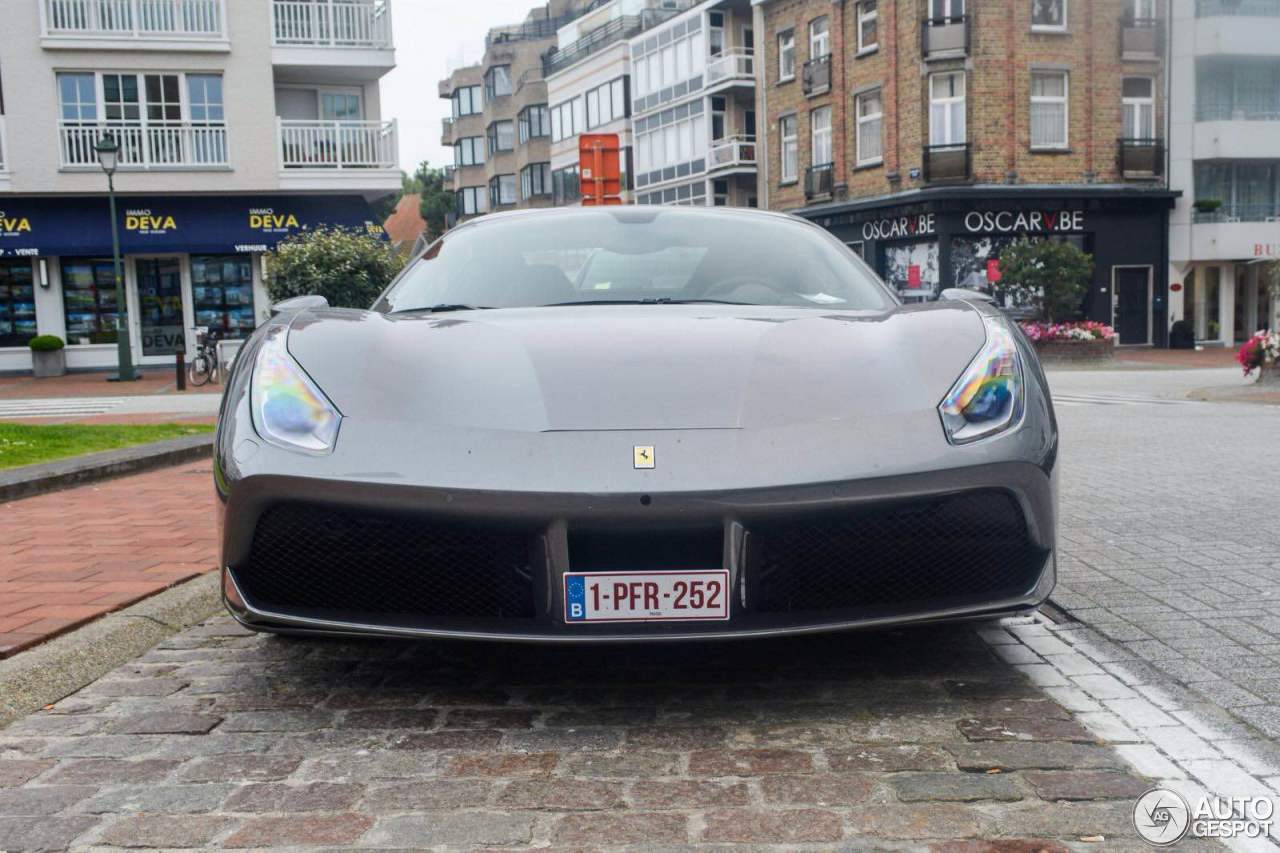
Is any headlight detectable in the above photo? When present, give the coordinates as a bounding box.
[938,315,1024,444]
[251,326,341,453]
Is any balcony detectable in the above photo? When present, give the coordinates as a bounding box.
[40,0,227,49]
[922,15,969,60]
[1120,15,1163,60]
[1192,203,1280,224]
[442,116,454,145]
[923,143,971,183]
[271,0,395,82]
[278,119,400,193]
[708,136,757,172]
[1196,0,1280,16]
[705,49,755,91]
[60,121,229,169]
[805,162,834,200]
[802,55,831,97]
[1118,138,1163,179]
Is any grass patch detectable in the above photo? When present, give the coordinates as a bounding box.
[0,422,214,470]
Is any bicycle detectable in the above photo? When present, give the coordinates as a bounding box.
[188,326,221,387]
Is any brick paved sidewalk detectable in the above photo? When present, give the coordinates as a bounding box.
[0,618,1199,851]
[0,369,219,400]
[0,460,217,657]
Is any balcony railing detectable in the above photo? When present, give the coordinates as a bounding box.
[278,119,397,169]
[42,0,224,38]
[923,142,971,182]
[805,162,834,199]
[441,116,454,143]
[0,117,7,172]
[1196,102,1280,121]
[1118,138,1163,178]
[802,55,831,96]
[1120,15,1163,59]
[708,135,757,170]
[486,13,575,48]
[1193,203,1280,223]
[60,121,228,168]
[922,15,969,59]
[272,0,392,49]
[706,49,755,87]
[1196,0,1280,16]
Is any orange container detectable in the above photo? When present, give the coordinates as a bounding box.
[579,133,623,206]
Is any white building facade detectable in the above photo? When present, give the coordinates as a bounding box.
[1167,0,1280,346]
[0,0,399,373]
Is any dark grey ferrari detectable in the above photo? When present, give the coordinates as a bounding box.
[216,206,1058,642]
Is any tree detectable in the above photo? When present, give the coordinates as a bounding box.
[996,238,1094,323]
[265,227,404,309]
[415,161,455,239]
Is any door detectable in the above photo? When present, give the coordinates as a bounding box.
[135,257,187,360]
[1114,267,1151,345]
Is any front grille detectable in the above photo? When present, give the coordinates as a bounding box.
[749,490,1046,614]
[236,503,536,620]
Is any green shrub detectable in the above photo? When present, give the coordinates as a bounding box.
[996,238,1094,324]
[28,335,65,352]
[265,226,404,309]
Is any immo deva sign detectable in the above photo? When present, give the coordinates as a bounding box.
[860,209,1086,241]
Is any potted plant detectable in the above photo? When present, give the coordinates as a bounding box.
[28,335,67,378]
[1192,199,1222,215]
[1237,330,1280,385]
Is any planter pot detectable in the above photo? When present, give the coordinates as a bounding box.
[31,349,67,379]
[1031,338,1115,363]
[1258,362,1280,386]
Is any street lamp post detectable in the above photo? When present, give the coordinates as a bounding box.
[94,136,138,382]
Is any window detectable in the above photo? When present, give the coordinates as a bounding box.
[521,163,551,198]
[778,30,796,81]
[713,178,730,206]
[484,65,512,100]
[457,186,487,216]
[809,16,829,59]
[552,165,580,205]
[519,104,550,143]
[709,11,725,56]
[551,98,581,142]
[454,136,484,166]
[489,174,517,208]
[61,259,119,345]
[1122,77,1155,138]
[811,106,833,167]
[932,0,966,19]
[584,77,628,129]
[58,73,97,122]
[487,120,514,155]
[190,256,254,340]
[855,90,883,165]
[0,261,37,349]
[1030,71,1068,149]
[632,99,706,177]
[187,74,225,162]
[629,19,705,107]
[929,72,966,145]
[780,114,798,182]
[320,91,360,121]
[452,85,482,117]
[1195,59,1280,122]
[1032,0,1066,30]
[857,1,878,52]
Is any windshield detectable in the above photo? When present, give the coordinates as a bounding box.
[375,209,895,313]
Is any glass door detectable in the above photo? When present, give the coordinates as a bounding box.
[135,258,186,358]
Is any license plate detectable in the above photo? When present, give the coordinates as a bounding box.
[564,570,730,623]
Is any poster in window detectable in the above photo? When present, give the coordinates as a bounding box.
[883,241,938,299]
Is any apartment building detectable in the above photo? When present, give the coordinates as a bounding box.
[755,0,1178,345]
[1167,0,1280,347]
[0,0,398,373]
[440,0,594,221]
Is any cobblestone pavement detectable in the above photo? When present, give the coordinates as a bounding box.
[0,460,216,657]
[0,618,1184,851]
[1048,367,1280,747]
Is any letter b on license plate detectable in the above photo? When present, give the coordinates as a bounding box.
[564,571,730,623]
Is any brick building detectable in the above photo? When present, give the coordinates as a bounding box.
[754,0,1180,345]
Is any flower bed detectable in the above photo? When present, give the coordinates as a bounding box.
[1237,330,1280,385]
[1019,321,1116,362]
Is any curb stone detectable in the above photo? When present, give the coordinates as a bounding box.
[0,433,214,503]
[0,572,221,728]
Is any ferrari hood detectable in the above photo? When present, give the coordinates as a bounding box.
[285,303,987,433]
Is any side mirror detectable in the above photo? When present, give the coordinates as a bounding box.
[270,294,329,316]
[939,288,996,304]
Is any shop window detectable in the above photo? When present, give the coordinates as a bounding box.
[1030,71,1068,150]
[884,241,940,300]
[61,258,119,345]
[1032,0,1067,30]
[0,261,37,349]
[191,255,255,340]
[778,30,796,82]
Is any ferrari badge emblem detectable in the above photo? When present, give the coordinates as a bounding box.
[633,446,655,469]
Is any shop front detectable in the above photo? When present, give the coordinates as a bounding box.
[801,187,1178,346]
[0,195,384,373]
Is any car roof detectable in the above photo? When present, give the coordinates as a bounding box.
[446,205,816,237]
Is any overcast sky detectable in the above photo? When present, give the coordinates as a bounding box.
[382,1,546,174]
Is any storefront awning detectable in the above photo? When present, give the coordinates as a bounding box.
[0,195,385,258]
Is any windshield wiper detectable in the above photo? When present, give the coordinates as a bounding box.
[403,304,493,314]
[542,298,750,307]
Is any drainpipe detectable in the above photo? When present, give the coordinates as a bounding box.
[753,0,769,208]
